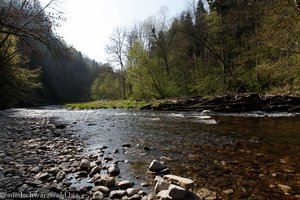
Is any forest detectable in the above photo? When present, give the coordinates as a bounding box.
[1,0,300,109]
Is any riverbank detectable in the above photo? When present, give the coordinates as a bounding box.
[65,93,300,113]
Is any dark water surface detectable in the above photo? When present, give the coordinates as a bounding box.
[1,107,300,198]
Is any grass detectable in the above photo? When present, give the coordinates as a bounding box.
[65,99,167,110]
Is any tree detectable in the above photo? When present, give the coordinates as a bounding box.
[105,27,129,99]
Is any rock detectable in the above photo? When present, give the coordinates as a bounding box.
[109,190,127,198]
[278,184,292,194]
[127,188,137,197]
[154,176,164,184]
[92,191,104,200]
[223,189,234,195]
[79,159,91,171]
[122,143,131,148]
[89,166,101,177]
[30,166,43,173]
[197,188,217,200]
[163,175,194,190]
[118,180,133,189]
[147,194,157,200]
[2,156,13,164]
[49,167,60,176]
[56,170,66,181]
[155,180,170,194]
[94,174,115,187]
[148,160,166,172]
[141,182,149,187]
[168,184,187,199]
[113,149,119,154]
[143,146,150,151]
[35,172,49,180]
[93,186,110,194]
[55,124,67,129]
[77,171,88,178]
[30,179,43,187]
[128,194,141,200]
[156,190,172,200]
[107,164,120,176]
[24,158,40,165]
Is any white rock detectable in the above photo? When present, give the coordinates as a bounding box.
[163,174,194,190]
[127,188,137,197]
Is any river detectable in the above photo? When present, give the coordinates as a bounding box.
[1,107,299,198]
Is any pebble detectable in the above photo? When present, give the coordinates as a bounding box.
[92,191,104,200]
[107,164,120,176]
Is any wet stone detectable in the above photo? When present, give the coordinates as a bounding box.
[110,190,127,198]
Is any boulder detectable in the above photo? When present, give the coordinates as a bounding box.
[168,184,187,199]
[163,175,194,190]
[148,160,166,172]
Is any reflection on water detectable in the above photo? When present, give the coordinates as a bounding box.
[1,107,300,197]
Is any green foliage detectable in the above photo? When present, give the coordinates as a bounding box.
[91,70,123,100]
[0,35,42,108]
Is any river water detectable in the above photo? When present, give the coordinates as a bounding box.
[1,107,300,198]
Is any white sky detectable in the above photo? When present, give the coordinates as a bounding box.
[40,0,193,63]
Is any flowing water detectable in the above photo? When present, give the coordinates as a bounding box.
[1,107,300,197]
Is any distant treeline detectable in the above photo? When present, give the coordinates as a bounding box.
[92,0,300,101]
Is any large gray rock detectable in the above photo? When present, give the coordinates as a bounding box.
[148,160,166,172]
[168,184,187,200]
[107,164,120,176]
[163,175,194,190]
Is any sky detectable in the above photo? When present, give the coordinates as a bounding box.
[40,0,194,63]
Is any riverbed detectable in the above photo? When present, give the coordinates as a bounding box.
[1,107,299,199]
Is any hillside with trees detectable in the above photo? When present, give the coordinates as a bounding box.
[92,0,300,101]
[0,0,107,108]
